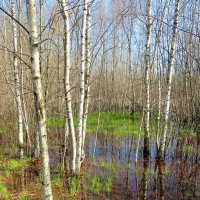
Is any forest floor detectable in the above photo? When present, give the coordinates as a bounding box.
[0,112,199,199]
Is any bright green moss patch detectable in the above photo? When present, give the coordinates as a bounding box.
[47,112,158,136]
[182,145,195,153]
[52,175,63,187]
[86,112,143,136]
[47,118,64,128]
[0,128,4,134]
[0,182,10,199]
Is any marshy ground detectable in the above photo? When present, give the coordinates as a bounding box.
[0,112,199,199]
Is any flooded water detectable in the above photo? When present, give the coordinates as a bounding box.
[84,133,200,199]
[0,130,199,199]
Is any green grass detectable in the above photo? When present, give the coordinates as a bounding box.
[69,176,80,196]
[2,158,31,175]
[8,159,29,171]
[88,175,102,193]
[87,112,143,136]
[178,128,196,139]
[99,160,117,174]
[104,177,112,193]
[19,195,31,200]
[47,118,64,128]
[46,112,158,136]
[86,173,113,194]
[0,182,10,199]
[52,175,63,187]
[182,144,195,153]
[0,128,4,134]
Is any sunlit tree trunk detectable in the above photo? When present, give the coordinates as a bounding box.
[144,0,152,160]
[60,0,76,174]
[11,0,24,159]
[18,0,32,154]
[158,0,180,159]
[26,0,53,198]
[82,1,91,160]
[76,0,88,174]
[39,0,44,74]
[154,0,169,153]
[2,0,7,68]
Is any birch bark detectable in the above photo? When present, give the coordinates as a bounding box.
[144,0,152,159]
[18,0,32,153]
[26,0,53,198]
[154,0,169,152]
[76,0,88,174]
[82,1,91,159]
[12,0,24,159]
[60,0,76,174]
[158,0,180,159]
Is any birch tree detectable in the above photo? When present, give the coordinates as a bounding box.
[2,0,7,66]
[18,0,32,154]
[158,0,180,159]
[154,0,170,153]
[82,0,91,159]
[60,0,76,174]
[144,0,152,159]
[26,0,53,199]
[11,0,24,159]
[76,0,88,174]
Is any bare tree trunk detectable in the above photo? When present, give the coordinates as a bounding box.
[60,0,76,174]
[39,0,44,74]
[2,0,7,69]
[12,0,24,159]
[82,1,91,160]
[154,0,169,153]
[158,0,180,159]
[26,0,53,199]
[156,49,162,153]
[57,14,61,115]
[34,118,40,157]
[18,0,32,154]
[76,0,88,174]
[144,0,152,160]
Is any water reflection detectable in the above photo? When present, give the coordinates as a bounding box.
[1,129,200,199]
[85,133,200,199]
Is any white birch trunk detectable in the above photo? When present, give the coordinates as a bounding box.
[60,0,76,174]
[76,0,88,174]
[11,0,24,159]
[159,0,180,159]
[82,1,91,159]
[154,0,169,152]
[40,0,44,74]
[3,0,7,67]
[144,0,152,159]
[18,0,32,153]
[26,0,53,198]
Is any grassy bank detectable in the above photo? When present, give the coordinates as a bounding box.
[47,112,157,136]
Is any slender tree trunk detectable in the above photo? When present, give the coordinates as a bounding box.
[60,0,76,174]
[34,118,40,157]
[3,0,7,69]
[154,0,169,153]
[24,0,40,157]
[82,1,91,159]
[12,0,24,159]
[18,0,32,154]
[156,49,162,153]
[26,0,53,199]
[144,0,152,160]
[158,0,180,159]
[76,0,88,174]
[40,0,44,74]
[57,14,61,115]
